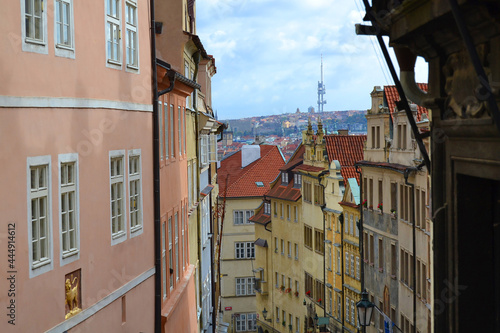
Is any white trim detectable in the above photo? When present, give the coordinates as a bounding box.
[128,149,143,238]
[58,153,80,266]
[27,155,53,278]
[21,0,49,54]
[105,0,122,70]
[109,150,127,245]
[0,96,152,112]
[54,0,76,59]
[124,0,139,74]
[45,267,155,333]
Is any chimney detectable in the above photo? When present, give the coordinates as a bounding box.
[241,145,261,168]
[338,129,349,135]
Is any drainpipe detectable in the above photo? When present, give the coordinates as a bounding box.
[404,167,417,333]
[393,47,428,106]
[149,0,161,331]
[355,165,365,333]
[339,212,345,332]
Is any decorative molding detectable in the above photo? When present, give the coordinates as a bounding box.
[0,96,152,112]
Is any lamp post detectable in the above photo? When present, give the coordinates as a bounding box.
[262,308,272,323]
[356,290,374,328]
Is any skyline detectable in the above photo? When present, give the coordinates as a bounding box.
[197,0,428,120]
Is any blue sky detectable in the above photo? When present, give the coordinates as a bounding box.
[196,0,428,120]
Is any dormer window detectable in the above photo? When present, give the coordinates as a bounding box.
[281,172,288,184]
[294,173,302,187]
[264,202,271,215]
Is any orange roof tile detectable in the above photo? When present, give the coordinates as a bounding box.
[325,134,366,182]
[218,145,285,198]
[384,84,428,121]
[249,204,271,225]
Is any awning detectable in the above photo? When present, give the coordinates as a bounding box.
[317,317,329,326]
[200,184,214,197]
[254,238,268,248]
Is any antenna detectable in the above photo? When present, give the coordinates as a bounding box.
[317,55,327,113]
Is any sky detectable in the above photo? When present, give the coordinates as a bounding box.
[196,0,428,120]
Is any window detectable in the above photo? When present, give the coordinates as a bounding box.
[294,173,302,186]
[295,243,299,260]
[164,103,169,158]
[303,181,312,202]
[125,0,138,68]
[178,106,182,154]
[264,202,271,214]
[345,214,348,234]
[288,241,291,258]
[247,313,257,331]
[304,225,313,249]
[183,108,186,155]
[355,217,359,237]
[281,172,288,184]
[328,290,333,314]
[305,272,313,299]
[23,0,48,53]
[106,0,121,64]
[169,217,173,289]
[391,243,397,277]
[275,272,279,288]
[336,249,340,274]
[55,0,74,54]
[280,203,283,219]
[175,213,179,280]
[170,105,174,157]
[235,313,246,331]
[345,252,349,275]
[236,277,255,296]
[59,155,79,262]
[28,157,52,276]
[314,183,324,205]
[356,256,360,280]
[296,317,300,333]
[287,204,291,220]
[233,210,253,225]
[391,182,397,214]
[281,239,284,255]
[235,242,254,259]
[159,102,164,159]
[376,126,381,148]
[351,300,355,325]
[295,280,299,294]
[276,307,280,322]
[110,152,126,242]
[274,237,278,253]
[337,295,342,319]
[129,152,142,234]
[314,229,324,254]
[187,163,191,205]
[346,297,350,322]
[294,206,298,222]
[369,234,374,264]
[369,178,373,208]
[162,223,167,298]
[315,279,324,305]
[363,231,368,262]
[351,254,354,276]
[378,238,384,271]
[273,202,277,217]
[350,215,354,236]
[378,180,383,211]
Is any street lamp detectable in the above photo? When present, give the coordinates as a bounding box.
[356,290,374,327]
[262,308,271,323]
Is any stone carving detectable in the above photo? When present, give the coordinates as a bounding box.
[443,46,491,119]
[65,274,82,319]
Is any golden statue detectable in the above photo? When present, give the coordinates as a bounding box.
[65,276,81,319]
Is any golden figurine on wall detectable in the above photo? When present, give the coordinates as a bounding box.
[65,270,82,319]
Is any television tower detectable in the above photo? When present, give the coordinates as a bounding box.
[317,55,327,113]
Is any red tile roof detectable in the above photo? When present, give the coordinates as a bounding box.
[249,205,271,225]
[267,145,304,202]
[384,84,428,121]
[356,160,408,172]
[293,164,325,173]
[218,145,285,198]
[281,144,305,170]
[325,134,366,182]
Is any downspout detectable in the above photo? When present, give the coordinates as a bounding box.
[355,165,365,333]
[191,49,203,329]
[393,47,428,106]
[149,0,161,331]
[209,183,216,332]
[404,167,417,333]
[318,171,328,322]
[339,212,345,332]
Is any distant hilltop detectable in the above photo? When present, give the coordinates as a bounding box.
[221,110,367,138]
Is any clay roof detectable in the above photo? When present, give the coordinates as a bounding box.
[340,166,359,183]
[384,84,428,121]
[249,205,271,225]
[324,134,366,183]
[218,145,285,198]
[267,145,304,202]
[281,145,305,170]
[293,164,324,173]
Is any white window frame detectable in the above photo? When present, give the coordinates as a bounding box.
[110,150,127,245]
[233,210,253,225]
[21,0,48,54]
[295,243,299,260]
[129,149,143,237]
[125,0,139,71]
[170,104,175,157]
[175,212,179,280]
[54,0,75,58]
[200,134,209,166]
[164,102,169,158]
[58,153,80,266]
[105,0,122,68]
[169,216,174,290]
[178,106,182,154]
[235,313,247,332]
[208,133,218,162]
[235,277,255,296]
[27,156,53,278]
[234,241,254,259]
[294,205,298,222]
[162,222,167,298]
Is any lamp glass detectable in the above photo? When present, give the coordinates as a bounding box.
[262,307,268,320]
[356,291,374,327]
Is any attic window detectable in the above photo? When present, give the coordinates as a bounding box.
[281,172,288,184]
[255,181,264,187]
[294,173,302,187]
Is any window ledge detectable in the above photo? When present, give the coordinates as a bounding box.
[62,249,79,259]
[131,225,143,234]
[25,38,45,46]
[126,64,139,70]
[32,258,51,270]
[56,43,74,51]
[112,231,126,240]
[107,59,122,66]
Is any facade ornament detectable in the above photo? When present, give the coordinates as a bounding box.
[65,273,82,319]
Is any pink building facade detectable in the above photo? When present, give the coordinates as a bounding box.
[0,0,155,332]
